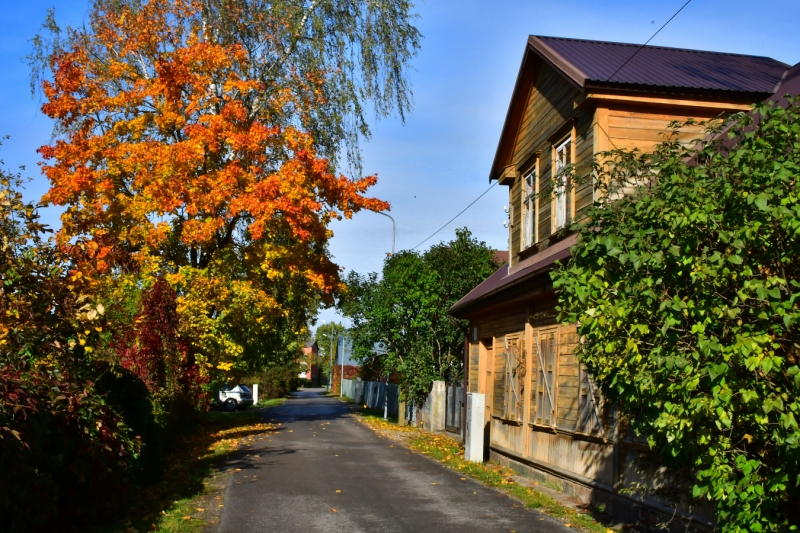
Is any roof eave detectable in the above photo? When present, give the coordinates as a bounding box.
[584,80,774,101]
[527,35,588,90]
[488,37,590,183]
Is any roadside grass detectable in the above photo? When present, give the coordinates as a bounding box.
[356,413,612,533]
[98,399,284,533]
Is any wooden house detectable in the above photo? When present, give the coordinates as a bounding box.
[449,36,796,528]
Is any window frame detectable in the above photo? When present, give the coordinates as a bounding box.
[521,165,538,250]
[552,136,573,232]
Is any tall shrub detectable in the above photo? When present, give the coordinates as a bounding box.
[553,100,800,531]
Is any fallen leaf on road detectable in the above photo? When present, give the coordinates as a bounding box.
[235,468,241,472]
[330,508,338,513]
[460,478,466,481]
[564,524,571,527]
[335,490,341,493]
[218,505,224,508]
[431,482,439,485]
[288,430,293,432]
[196,508,205,512]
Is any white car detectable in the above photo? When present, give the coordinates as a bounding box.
[219,384,254,411]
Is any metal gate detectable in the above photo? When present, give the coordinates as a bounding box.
[445,383,463,433]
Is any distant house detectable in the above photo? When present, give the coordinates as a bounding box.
[450,36,798,528]
[300,339,320,386]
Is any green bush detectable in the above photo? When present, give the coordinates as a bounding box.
[251,364,303,399]
[554,100,800,531]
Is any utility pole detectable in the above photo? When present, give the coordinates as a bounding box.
[339,334,344,397]
[376,212,395,421]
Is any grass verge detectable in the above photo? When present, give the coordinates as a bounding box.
[99,398,285,533]
[356,412,612,533]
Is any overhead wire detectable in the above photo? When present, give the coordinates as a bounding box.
[407,1,692,253]
[411,181,498,250]
[604,0,693,82]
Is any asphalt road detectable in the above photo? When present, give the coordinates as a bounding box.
[215,388,571,533]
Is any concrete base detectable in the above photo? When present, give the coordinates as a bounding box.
[490,448,714,533]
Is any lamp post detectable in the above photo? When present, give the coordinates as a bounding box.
[376,212,395,420]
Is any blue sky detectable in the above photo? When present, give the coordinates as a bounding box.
[2,0,799,330]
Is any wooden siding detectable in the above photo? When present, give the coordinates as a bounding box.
[468,342,480,393]
[605,108,718,151]
[506,62,595,263]
[556,325,579,432]
[505,64,734,262]
[527,430,615,486]
[468,303,712,520]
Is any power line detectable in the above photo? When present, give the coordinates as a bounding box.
[411,3,690,253]
[605,0,693,82]
[412,181,498,250]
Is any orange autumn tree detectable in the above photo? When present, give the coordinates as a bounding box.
[31,0,418,376]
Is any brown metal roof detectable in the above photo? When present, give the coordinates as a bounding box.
[771,62,800,104]
[531,36,789,95]
[450,234,577,317]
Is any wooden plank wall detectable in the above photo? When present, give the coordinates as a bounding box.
[556,325,579,431]
[468,343,480,393]
[605,108,716,151]
[506,62,595,259]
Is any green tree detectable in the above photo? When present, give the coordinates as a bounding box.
[341,228,499,402]
[553,100,800,532]
[315,321,346,380]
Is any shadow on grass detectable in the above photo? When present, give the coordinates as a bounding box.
[93,406,280,533]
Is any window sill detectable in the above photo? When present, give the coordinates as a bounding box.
[571,431,612,445]
[528,423,557,434]
[517,244,540,260]
[492,416,523,426]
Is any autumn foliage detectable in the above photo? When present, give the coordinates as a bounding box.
[3,0,419,528]
[115,277,207,405]
[36,0,389,375]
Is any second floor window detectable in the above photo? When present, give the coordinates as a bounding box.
[554,137,572,230]
[521,166,536,250]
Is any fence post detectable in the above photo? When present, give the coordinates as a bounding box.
[429,381,446,432]
[253,383,259,406]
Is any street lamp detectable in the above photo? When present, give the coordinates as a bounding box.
[375,211,395,420]
[376,211,396,255]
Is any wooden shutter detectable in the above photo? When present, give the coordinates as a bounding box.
[503,335,525,421]
[578,365,604,435]
[529,336,539,425]
[534,330,557,425]
[492,338,506,418]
